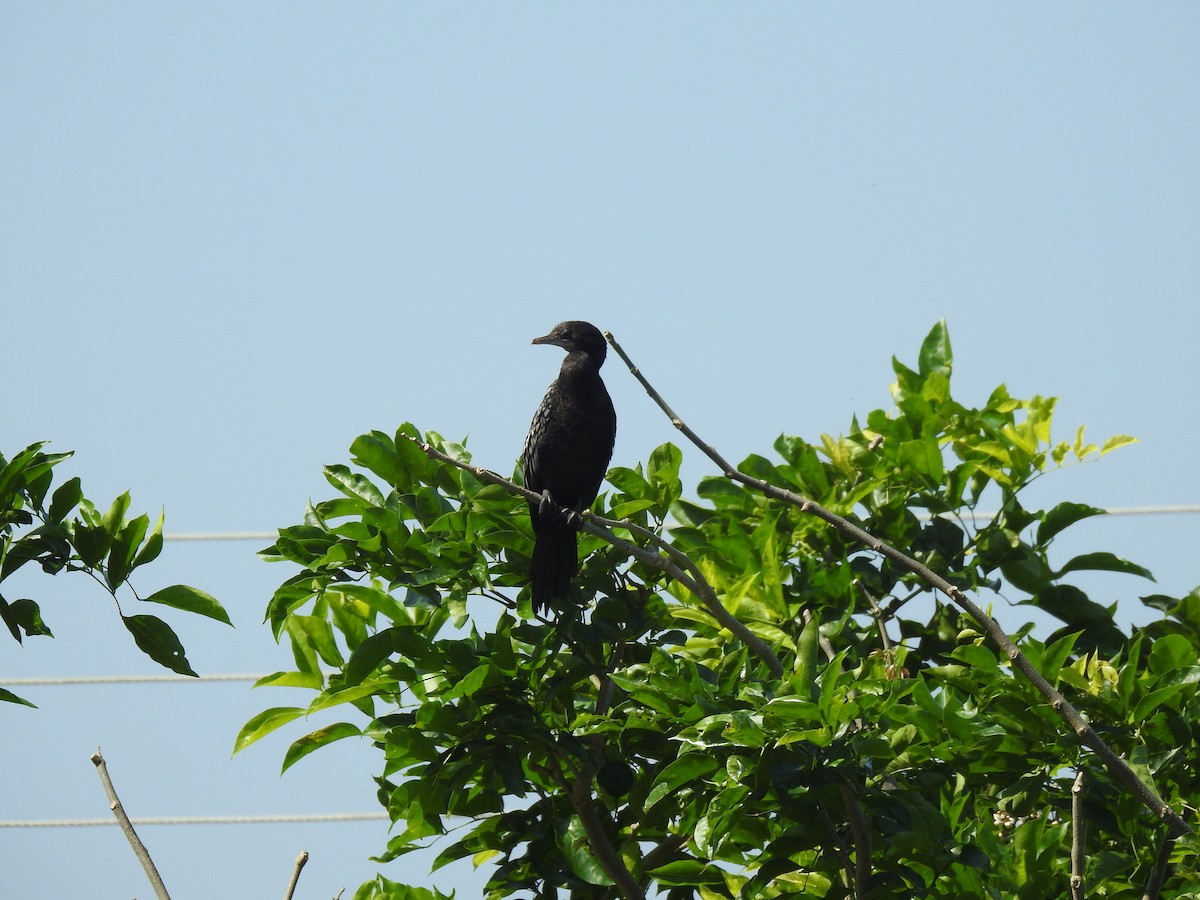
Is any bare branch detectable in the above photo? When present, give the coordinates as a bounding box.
[91,748,171,900]
[399,434,784,678]
[541,758,647,900]
[839,784,872,897]
[605,330,1191,838]
[1070,771,1085,900]
[1141,833,1175,900]
[284,851,309,900]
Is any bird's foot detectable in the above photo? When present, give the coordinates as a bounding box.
[563,509,583,529]
[538,489,555,518]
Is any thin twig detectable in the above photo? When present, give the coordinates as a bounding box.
[1070,771,1085,899]
[91,749,171,900]
[284,851,309,900]
[605,330,1191,839]
[400,435,784,678]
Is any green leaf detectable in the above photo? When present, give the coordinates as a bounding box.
[899,439,945,481]
[1037,502,1105,544]
[647,442,683,507]
[444,663,490,699]
[794,613,820,699]
[0,597,52,640]
[918,319,952,377]
[1099,434,1138,456]
[1027,585,1114,629]
[122,614,197,676]
[101,490,132,537]
[344,628,399,685]
[288,614,345,667]
[559,815,613,886]
[47,476,82,523]
[0,687,37,708]
[308,683,385,713]
[647,753,719,811]
[281,722,361,772]
[106,512,149,587]
[254,671,323,689]
[349,431,406,486]
[143,584,232,625]
[648,858,725,888]
[234,706,306,754]
[71,508,113,568]
[132,508,165,569]
[0,443,49,502]
[325,464,386,507]
[1055,552,1154,582]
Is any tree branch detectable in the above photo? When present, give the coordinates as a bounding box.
[91,748,171,900]
[541,758,647,900]
[400,435,784,678]
[284,850,309,900]
[839,784,872,897]
[605,330,1191,838]
[1070,770,1085,900]
[1141,832,1174,900]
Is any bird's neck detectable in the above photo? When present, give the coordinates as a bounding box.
[559,351,603,383]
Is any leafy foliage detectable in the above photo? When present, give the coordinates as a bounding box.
[1,443,229,705]
[247,323,1199,897]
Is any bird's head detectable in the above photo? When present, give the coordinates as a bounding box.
[531,321,607,362]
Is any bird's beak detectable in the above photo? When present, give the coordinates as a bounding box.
[532,333,568,348]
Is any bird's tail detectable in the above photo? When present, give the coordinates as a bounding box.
[530,524,577,614]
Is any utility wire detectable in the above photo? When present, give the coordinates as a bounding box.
[0,812,388,829]
[160,505,1200,542]
[0,674,265,686]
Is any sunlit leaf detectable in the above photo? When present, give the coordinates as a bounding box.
[281,722,361,772]
[144,584,233,625]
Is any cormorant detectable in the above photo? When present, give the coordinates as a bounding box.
[522,321,617,613]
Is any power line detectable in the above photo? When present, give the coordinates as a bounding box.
[160,504,1200,542]
[0,812,388,829]
[0,674,265,687]
[165,532,275,541]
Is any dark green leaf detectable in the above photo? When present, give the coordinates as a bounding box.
[0,597,52,639]
[132,509,165,569]
[1055,551,1154,582]
[0,687,37,708]
[349,431,406,486]
[106,512,149,587]
[122,614,197,676]
[47,476,83,523]
[325,464,386,507]
[1037,502,1105,544]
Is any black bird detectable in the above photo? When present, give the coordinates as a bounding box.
[522,321,617,613]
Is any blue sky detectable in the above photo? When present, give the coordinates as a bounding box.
[3,5,1198,896]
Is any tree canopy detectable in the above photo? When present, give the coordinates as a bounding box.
[242,322,1199,899]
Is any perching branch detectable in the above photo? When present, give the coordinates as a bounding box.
[284,851,309,900]
[91,748,171,900]
[605,330,1191,839]
[399,435,784,678]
